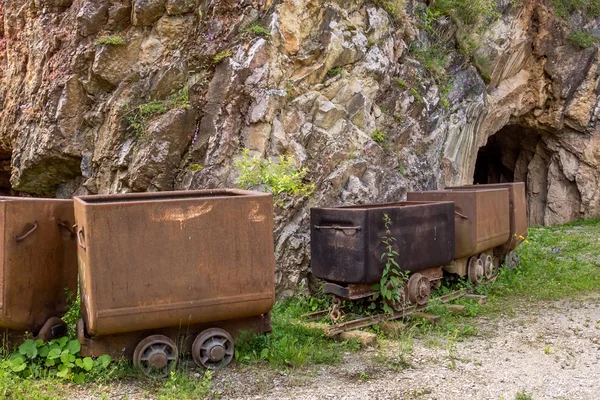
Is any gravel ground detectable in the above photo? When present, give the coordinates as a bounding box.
[210,295,600,400]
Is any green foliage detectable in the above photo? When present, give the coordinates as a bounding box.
[188,163,204,172]
[213,49,233,64]
[234,298,360,368]
[374,0,407,24]
[371,129,387,143]
[486,219,600,302]
[124,87,190,140]
[567,30,599,49]
[326,67,344,77]
[6,338,111,384]
[515,391,533,400]
[411,45,449,79]
[551,0,600,19]
[62,289,81,339]
[157,370,212,400]
[410,87,425,105]
[431,0,501,27]
[95,35,126,46]
[370,214,410,314]
[246,23,271,38]
[395,78,409,89]
[235,149,315,197]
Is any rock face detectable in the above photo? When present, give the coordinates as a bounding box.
[1,0,600,295]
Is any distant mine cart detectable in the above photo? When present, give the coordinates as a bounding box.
[0,197,77,345]
[446,182,528,267]
[311,201,456,311]
[73,190,275,378]
[407,187,511,283]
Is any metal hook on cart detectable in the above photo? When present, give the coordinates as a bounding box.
[16,222,38,242]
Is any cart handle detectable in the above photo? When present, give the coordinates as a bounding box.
[77,226,86,250]
[56,220,75,236]
[16,222,38,242]
[454,211,469,219]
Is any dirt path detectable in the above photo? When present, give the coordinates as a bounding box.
[211,295,600,400]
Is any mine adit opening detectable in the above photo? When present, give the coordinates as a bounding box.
[473,125,550,226]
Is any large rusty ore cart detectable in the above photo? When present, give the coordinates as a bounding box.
[73,190,275,378]
[446,182,528,266]
[407,188,511,283]
[311,201,455,311]
[0,197,77,344]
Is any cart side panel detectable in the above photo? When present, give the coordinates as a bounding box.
[310,208,369,284]
[447,182,527,251]
[474,190,511,253]
[365,202,455,276]
[1,199,77,332]
[407,192,478,259]
[78,192,275,336]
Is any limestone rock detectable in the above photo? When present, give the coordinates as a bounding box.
[132,0,166,26]
[166,0,196,15]
[77,1,109,37]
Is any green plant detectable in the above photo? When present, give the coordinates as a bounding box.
[393,113,405,123]
[234,298,360,368]
[410,87,425,105]
[567,30,599,49]
[412,45,449,79]
[431,0,501,27]
[213,49,232,64]
[544,346,551,355]
[95,35,126,46]
[374,0,407,24]
[124,87,190,140]
[395,78,409,89]
[235,149,315,197]
[6,338,111,384]
[371,214,409,314]
[551,0,600,19]
[371,129,386,143]
[515,391,533,400]
[158,370,212,400]
[62,289,81,339]
[246,22,271,38]
[326,67,344,77]
[188,163,204,172]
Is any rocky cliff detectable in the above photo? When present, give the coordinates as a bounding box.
[1,0,599,295]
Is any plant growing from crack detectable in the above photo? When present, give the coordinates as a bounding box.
[371,214,409,314]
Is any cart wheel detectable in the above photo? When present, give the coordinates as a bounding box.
[35,317,67,342]
[407,273,430,306]
[192,328,234,369]
[467,256,484,284]
[479,254,494,279]
[133,335,178,379]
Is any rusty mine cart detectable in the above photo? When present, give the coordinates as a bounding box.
[0,197,77,345]
[73,189,275,378]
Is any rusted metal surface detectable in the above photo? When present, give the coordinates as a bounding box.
[407,189,510,259]
[323,283,375,300]
[311,201,455,285]
[0,197,77,334]
[73,189,275,337]
[78,314,271,359]
[446,182,528,252]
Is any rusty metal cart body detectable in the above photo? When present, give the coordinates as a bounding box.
[311,201,455,308]
[74,189,275,377]
[446,182,527,266]
[0,197,77,345]
[407,188,510,283]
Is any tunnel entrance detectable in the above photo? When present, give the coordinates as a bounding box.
[473,125,553,226]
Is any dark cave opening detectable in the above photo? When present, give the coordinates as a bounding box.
[473,125,550,225]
